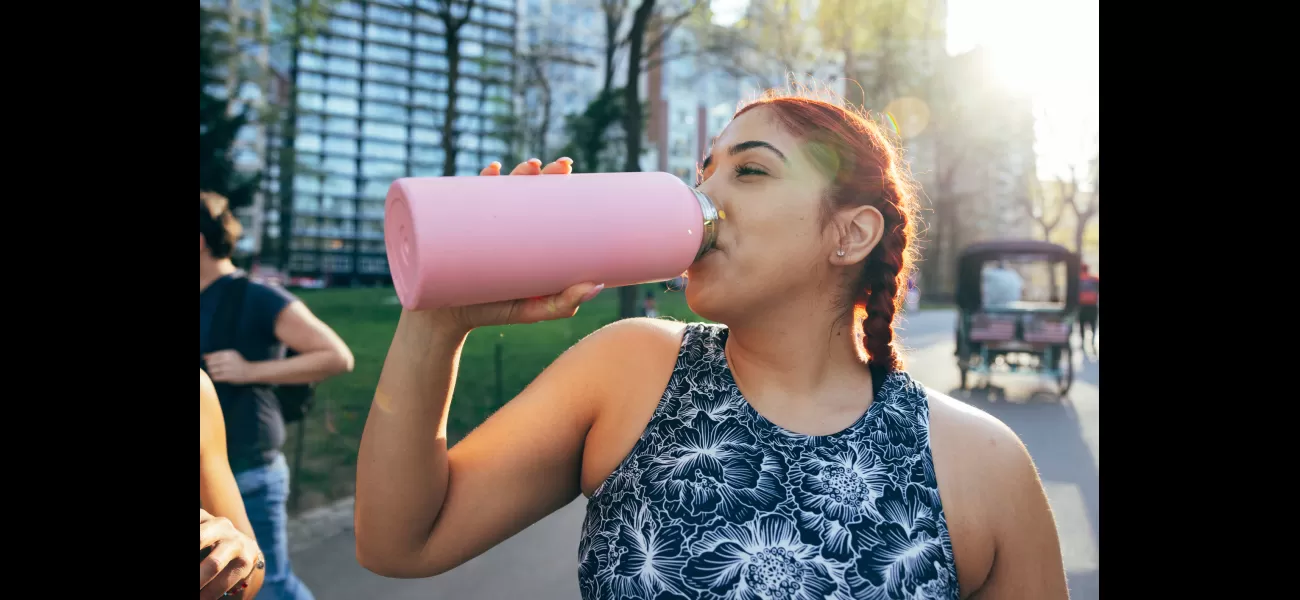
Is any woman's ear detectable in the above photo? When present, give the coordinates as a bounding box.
[830,205,885,265]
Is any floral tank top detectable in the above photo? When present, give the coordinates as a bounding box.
[579,323,959,600]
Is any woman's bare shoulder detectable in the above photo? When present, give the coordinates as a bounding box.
[925,388,1034,493]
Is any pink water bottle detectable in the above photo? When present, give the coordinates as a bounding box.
[384,171,721,311]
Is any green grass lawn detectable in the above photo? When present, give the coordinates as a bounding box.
[282,284,704,513]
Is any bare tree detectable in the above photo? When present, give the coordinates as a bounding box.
[1021,175,1069,241]
[601,0,630,92]
[414,0,478,177]
[612,0,704,318]
[1072,148,1099,254]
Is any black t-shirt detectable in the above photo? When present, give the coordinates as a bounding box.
[199,273,297,473]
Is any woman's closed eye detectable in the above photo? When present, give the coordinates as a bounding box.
[734,164,768,178]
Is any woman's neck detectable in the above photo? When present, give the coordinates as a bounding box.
[724,304,870,404]
[199,258,238,292]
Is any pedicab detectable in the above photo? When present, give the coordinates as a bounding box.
[954,240,1080,395]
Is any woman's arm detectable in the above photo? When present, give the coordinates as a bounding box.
[970,420,1069,599]
[199,370,265,599]
[205,300,354,386]
[354,310,670,578]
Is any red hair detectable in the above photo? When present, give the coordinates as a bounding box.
[733,93,919,371]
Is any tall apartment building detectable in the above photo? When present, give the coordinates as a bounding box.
[260,0,518,285]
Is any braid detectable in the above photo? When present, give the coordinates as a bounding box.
[860,195,910,371]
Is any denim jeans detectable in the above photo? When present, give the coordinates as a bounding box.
[236,453,315,600]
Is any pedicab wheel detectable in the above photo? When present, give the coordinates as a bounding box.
[1057,347,1074,396]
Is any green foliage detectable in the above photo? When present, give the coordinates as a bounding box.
[199,6,260,209]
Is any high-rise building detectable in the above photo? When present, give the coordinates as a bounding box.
[263,0,518,285]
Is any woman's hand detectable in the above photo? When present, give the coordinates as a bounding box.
[199,508,265,599]
[417,157,606,333]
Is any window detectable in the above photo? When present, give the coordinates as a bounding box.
[363,101,406,121]
[413,90,446,108]
[457,78,482,95]
[368,3,410,25]
[461,41,483,58]
[320,196,356,217]
[298,53,324,71]
[414,32,442,51]
[323,255,353,273]
[484,28,512,45]
[362,159,405,178]
[290,254,319,272]
[295,134,322,153]
[294,175,322,194]
[360,179,390,199]
[364,82,409,104]
[413,70,446,90]
[412,127,440,146]
[298,72,325,92]
[360,256,388,273]
[324,137,355,155]
[324,176,356,196]
[414,12,444,35]
[330,18,362,37]
[325,116,356,136]
[297,92,324,111]
[326,56,360,77]
[360,200,386,217]
[366,23,409,45]
[365,62,408,84]
[456,96,478,113]
[411,109,437,126]
[363,121,407,143]
[324,96,360,116]
[327,37,361,57]
[363,140,407,161]
[293,194,321,211]
[326,77,360,96]
[411,145,444,166]
[415,51,448,71]
[333,2,363,18]
[322,156,357,176]
[366,43,408,63]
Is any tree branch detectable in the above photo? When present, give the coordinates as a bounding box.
[642,0,704,59]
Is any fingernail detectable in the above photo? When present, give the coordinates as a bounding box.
[528,157,542,165]
[580,284,606,303]
[558,156,573,164]
[489,161,501,169]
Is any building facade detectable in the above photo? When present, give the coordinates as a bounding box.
[262,0,518,285]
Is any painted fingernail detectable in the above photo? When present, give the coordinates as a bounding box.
[580,284,606,303]
[558,156,573,164]
[528,157,542,165]
[489,161,501,169]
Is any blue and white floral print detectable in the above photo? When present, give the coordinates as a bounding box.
[580,324,959,600]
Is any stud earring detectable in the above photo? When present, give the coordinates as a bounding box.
[836,249,846,257]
